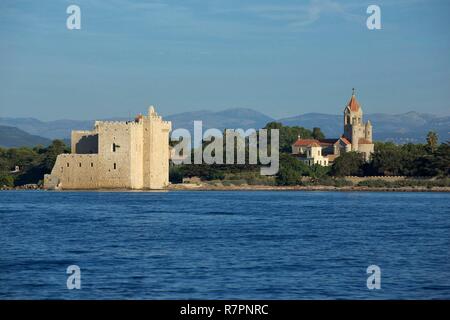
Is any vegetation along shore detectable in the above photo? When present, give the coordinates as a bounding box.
[1,123,449,192]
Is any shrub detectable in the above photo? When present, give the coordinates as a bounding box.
[0,172,14,187]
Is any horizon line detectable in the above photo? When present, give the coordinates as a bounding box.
[1,108,449,123]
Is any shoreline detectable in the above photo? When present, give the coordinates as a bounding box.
[167,184,450,192]
[2,184,449,192]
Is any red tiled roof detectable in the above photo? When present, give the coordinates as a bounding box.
[340,137,351,145]
[318,139,337,146]
[359,138,372,144]
[294,137,352,147]
[347,94,360,112]
[293,139,320,147]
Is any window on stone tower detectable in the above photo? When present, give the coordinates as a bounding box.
[112,143,121,152]
[114,163,117,170]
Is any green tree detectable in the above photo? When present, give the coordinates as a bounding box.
[426,131,439,153]
[369,142,405,176]
[331,152,364,176]
[0,171,14,187]
[312,127,325,140]
[169,166,184,183]
[432,142,450,176]
[264,122,316,153]
[276,153,310,185]
[41,140,70,172]
[309,164,330,180]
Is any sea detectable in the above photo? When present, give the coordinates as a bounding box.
[0,190,449,299]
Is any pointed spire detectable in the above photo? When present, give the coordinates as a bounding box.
[347,89,360,112]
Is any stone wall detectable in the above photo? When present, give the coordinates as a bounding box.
[344,176,408,184]
[44,107,172,190]
[48,154,99,189]
[71,130,98,154]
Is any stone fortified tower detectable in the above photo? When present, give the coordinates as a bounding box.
[44,106,171,190]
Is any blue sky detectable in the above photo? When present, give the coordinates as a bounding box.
[0,0,449,120]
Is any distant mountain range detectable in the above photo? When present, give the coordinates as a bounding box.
[279,111,450,143]
[0,109,448,147]
[0,125,52,148]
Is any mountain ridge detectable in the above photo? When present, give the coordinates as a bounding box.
[0,108,448,147]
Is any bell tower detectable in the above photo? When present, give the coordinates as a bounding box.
[343,89,364,151]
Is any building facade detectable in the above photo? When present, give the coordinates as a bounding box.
[44,106,172,190]
[292,91,374,166]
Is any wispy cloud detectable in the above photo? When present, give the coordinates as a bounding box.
[204,0,368,31]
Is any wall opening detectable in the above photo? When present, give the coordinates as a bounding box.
[112,143,120,152]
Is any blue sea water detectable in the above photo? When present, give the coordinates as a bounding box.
[0,190,449,300]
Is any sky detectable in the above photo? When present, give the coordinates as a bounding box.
[0,0,449,120]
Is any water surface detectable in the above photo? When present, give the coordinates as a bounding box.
[0,190,449,299]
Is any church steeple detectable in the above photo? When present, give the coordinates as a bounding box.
[346,88,361,112]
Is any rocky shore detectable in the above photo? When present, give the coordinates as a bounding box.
[1,184,40,191]
[2,183,449,192]
[168,183,450,192]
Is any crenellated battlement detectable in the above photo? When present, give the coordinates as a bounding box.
[45,105,172,190]
[72,130,96,134]
[95,121,143,130]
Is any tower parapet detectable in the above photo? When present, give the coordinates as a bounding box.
[44,105,172,190]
